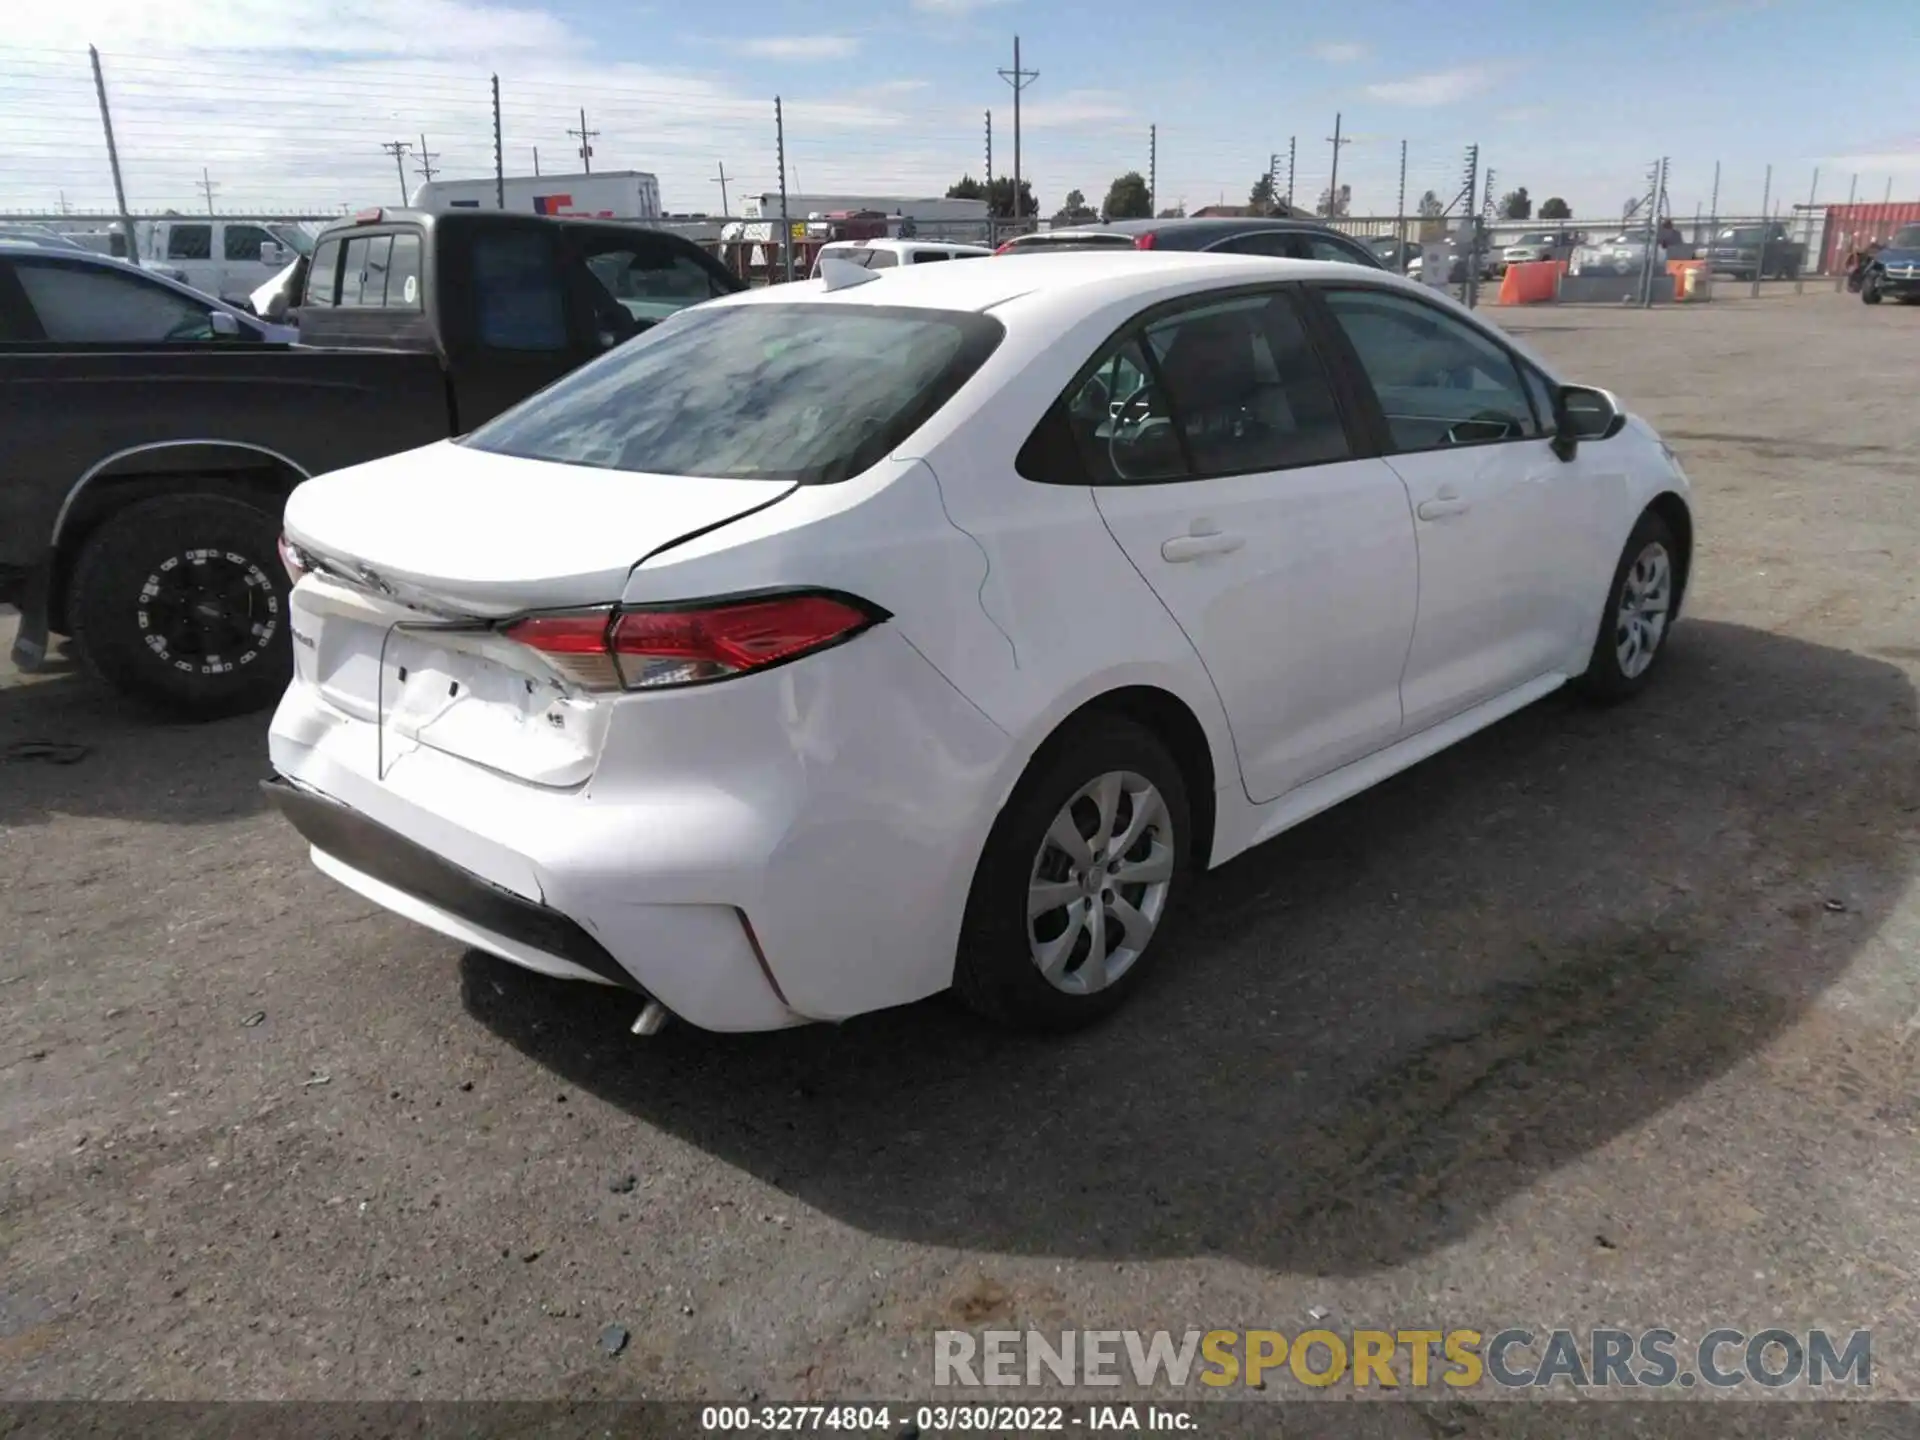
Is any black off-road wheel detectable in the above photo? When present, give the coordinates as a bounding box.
[67,493,293,720]
[954,716,1192,1031]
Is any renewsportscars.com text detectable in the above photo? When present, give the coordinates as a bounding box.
[934,1327,1872,1391]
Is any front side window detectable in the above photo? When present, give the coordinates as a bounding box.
[223,224,276,262]
[1213,232,1294,259]
[1303,235,1376,268]
[15,261,217,342]
[471,230,567,351]
[304,239,341,307]
[463,303,1002,484]
[166,225,212,261]
[1048,291,1351,484]
[1319,287,1542,452]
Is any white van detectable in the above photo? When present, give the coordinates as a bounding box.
[808,239,992,278]
[138,219,313,303]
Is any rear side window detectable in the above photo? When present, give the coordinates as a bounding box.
[863,249,899,269]
[166,225,212,261]
[337,236,389,307]
[223,224,275,262]
[14,261,217,342]
[911,250,950,264]
[471,230,567,351]
[304,239,341,307]
[583,246,719,322]
[1024,290,1350,485]
[464,303,1003,484]
[385,233,423,308]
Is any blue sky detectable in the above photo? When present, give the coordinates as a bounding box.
[1,0,1914,219]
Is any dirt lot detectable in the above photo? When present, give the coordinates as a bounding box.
[4,288,1920,1420]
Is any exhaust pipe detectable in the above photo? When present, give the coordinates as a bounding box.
[631,1000,669,1037]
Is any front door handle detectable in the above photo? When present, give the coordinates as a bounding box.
[1161,532,1245,562]
[1416,492,1471,521]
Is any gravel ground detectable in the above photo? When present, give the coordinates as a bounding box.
[4,287,1919,1420]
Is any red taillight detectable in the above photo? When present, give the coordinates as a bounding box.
[994,240,1018,255]
[277,533,308,585]
[1133,231,1158,250]
[503,593,883,692]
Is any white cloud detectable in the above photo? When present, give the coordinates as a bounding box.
[1016,89,1132,128]
[733,35,859,61]
[1364,66,1492,107]
[1310,42,1368,63]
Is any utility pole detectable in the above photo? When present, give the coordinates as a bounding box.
[1148,123,1156,215]
[1885,177,1894,204]
[569,108,599,173]
[1707,159,1720,244]
[1797,165,1818,292]
[1461,143,1481,307]
[712,161,730,217]
[415,134,438,184]
[381,139,413,204]
[775,95,792,283]
[533,147,541,177]
[1836,172,1858,291]
[89,46,139,263]
[1397,138,1408,246]
[985,109,994,246]
[1752,162,1771,299]
[997,36,1037,229]
[491,73,505,209]
[1326,112,1350,215]
[1286,136,1297,211]
[198,167,219,215]
[1266,152,1281,215]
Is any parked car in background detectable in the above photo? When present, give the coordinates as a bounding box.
[0,225,90,251]
[1,210,743,717]
[994,216,1386,268]
[1860,223,1920,304]
[1365,235,1419,271]
[137,218,315,305]
[1406,234,1497,285]
[262,249,1693,1037]
[1500,230,1581,271]
[808,239,992,278]
[1702,223,1804,281]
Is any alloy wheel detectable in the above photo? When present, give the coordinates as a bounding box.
[1026,770,1176,996]
[1615,541,1672,680]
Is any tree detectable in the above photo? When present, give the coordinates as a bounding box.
[1499,186,1532,220]
[947,173,1036,218]
[1249,172,1277,215]
[1316,182,1351,218]
[1103,171,1152,220]
[1156,205,1186,219]
[1539,195,1572,220]
[1416,188,1447,240]
[1053,187,1096,224]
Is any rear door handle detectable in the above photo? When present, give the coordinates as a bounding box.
[1416,494,1471,521]
[1161,533,1245,562]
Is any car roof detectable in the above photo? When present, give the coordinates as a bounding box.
[1023,215,1343,242]
[723,248,1402,317]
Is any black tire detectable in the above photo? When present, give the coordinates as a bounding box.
[1572,509,1681,705]
[954,716,1192,1031]
[67,493,292,719]
[1862,277,1883,304]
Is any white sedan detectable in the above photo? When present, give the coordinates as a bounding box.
[264,251,1693,1034]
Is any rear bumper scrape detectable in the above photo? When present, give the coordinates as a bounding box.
[260,774,647,995]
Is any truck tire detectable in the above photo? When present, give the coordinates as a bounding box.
[67,493,293,720]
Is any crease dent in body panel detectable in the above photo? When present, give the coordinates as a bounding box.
[915,456,1019,671]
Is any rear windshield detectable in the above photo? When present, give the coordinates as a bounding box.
[462,302,1004,485]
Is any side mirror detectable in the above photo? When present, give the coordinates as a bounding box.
[1550,383,1625,461]
[259,242,284,264]
[208,310,242,338]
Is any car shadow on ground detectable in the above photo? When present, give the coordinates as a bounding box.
[0,640,272,830]
[462,620,1920,1274]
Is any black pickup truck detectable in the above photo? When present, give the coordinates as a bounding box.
[1,208,741,716]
